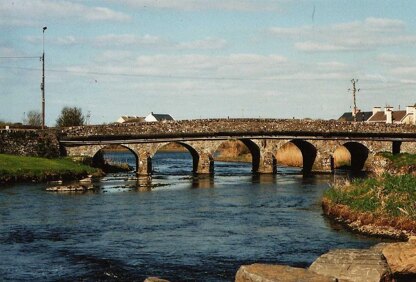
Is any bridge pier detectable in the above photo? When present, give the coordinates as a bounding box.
[138,152,152,175]
[196,152,214,174]
[258,152,277,174]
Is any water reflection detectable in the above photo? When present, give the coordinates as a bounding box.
[251,173,277,185]
[191,175,214,189]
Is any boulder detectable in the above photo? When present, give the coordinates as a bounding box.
[46,184,93,192]
[79,177,92,183]
[235,263,336,282]
[382,242,416,276]
[144,277,170,282]
[408,236,416,244]
[309,249,392,282]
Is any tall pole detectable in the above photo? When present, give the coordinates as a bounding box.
[41,26,47,129]
[350,79,359,122]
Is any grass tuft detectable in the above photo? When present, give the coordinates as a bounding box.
[380,152,416,167]
[325,174,416,220]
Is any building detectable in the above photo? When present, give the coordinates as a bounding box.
[338,110,373,122]
[145,112,174,122]
[117,116,145,123]
[367,106,416,125]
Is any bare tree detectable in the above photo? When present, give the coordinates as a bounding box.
[24,110,42,126]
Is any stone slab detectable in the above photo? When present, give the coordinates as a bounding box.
[309,249,391,282]
[382,242,416,276]
[235,263,336,282]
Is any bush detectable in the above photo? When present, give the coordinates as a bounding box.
[56,107,85,127]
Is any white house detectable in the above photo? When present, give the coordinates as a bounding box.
[367,106,416,125]
[144,112,174,122]
[117,116,145,123]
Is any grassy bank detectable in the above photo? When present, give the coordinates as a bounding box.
[380,152,416,168]
[0,154,98,184]
[323,174,416,238]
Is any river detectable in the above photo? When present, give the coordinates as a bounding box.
[0,152,386,281]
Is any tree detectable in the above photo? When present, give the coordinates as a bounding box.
[24,110,42,126]
[56,106,85,127]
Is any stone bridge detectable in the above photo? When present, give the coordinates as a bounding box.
[60,119,416,175]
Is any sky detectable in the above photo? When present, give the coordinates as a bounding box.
[1,0,416,125]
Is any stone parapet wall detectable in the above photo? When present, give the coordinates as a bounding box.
[0,129,61,158]
[61,119,416,141]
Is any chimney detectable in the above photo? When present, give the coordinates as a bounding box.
[406,105,416,115]
[372,107,382,115]
[386,109,393,124]
[384,106,393,114]
[406,105,416,125]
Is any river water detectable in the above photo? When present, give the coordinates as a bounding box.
[0,152,385,281]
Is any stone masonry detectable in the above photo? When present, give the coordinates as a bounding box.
[0,129,60,158]
[61,119,416,175]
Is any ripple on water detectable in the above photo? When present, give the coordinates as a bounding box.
[0,152,387,281]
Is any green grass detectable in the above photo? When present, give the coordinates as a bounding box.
[325,174,416,220]
[380,152,416,167]
[0,154,97,182]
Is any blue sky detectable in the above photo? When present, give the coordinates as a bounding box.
[1,0,416,125]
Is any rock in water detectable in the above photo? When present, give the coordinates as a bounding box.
[309,249,391,282]
[382,242,416,276]
[235,264,336,282]
[144,277,170,282]
[79,177,92,183]
[46,185,93,192]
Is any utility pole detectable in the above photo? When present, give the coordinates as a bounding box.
[349,79,360,122]
[41,26,47,129]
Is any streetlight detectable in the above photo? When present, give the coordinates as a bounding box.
[41,26,47,129]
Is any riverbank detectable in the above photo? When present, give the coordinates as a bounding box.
[323,172,416,240]
[0,154,99,184]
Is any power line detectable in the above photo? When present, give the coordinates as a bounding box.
[0,65,269,81]
[1,64,416,88]
[0,56,40,59]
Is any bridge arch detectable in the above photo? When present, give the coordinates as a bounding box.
[275,139,317,174]
[333,142,369,172]
[92,144,139,172]
[151,141,209,174]
[212,139,253,174]
[239,139,261,172]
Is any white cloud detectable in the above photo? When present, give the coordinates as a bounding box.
[269,26,312,37]
[269,17,416,52]
[56,36,77,46]
[391,66,416,76]
[176,37,227,50]
[400,79,416,84]
[377,53,414,66]
[295,42,349,52]
[363,17,405,31]
[61,53,291,82]
[0,0,130,26]
[30,33,229,51]
[93,34,165,47]
[105,0,285,11]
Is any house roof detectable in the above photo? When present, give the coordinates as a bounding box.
[125,117,146,123]
[118,116,145,123]
[367,110,407,122]
[149,113,174,121]
[338,112,372,122]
